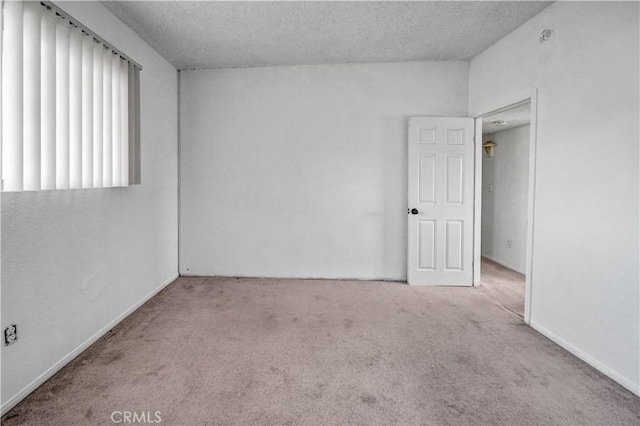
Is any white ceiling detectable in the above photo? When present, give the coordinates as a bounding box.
[482,102,531,135]
[102,1,552,70]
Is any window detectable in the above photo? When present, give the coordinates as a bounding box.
[1,0,141,192]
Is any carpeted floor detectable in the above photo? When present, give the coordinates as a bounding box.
[478,257,525,317]
[3,275,639,425]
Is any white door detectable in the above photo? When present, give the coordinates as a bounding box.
[408,117,475,286]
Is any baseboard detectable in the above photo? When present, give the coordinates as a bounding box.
[529,320,640,397]
[1,273,179,416]
[179,272,406,282]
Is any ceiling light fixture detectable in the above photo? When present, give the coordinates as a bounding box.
[483,141,496,158]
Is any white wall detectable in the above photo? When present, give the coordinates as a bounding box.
[470,2,639,394]
[481,126,529,274]
[180,61,468,280]
[1,1,178,413]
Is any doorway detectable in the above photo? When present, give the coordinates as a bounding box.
[473,97,537,322]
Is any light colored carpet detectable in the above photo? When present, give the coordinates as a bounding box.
[478,257,525,317]
[3,276,639,425]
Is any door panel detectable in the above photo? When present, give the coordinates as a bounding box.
[408,117,474,285]
[419,154,436,203]
[445,220,463,270]
[445,154,463,204]
[418,220,436,270]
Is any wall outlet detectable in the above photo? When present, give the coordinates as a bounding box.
[507,240,513,248]
[4,324,17,346]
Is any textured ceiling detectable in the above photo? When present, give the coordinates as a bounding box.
[102,1,552,70]
[482,102,531,135]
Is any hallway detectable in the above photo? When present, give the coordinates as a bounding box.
[478,257,525,317]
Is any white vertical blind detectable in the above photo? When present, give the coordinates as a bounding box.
[2,0,24,191]
[128,62,136,183]
[55,16,69,190]
[81,33,94,188]
[23,1,41,191]
[92,39,104,188]
[120,60,129,186]
[111,53,121,187]
[129,62,141,185]
[69,26,82,189]
[41,6,57,190]
[102,48,113,188]
[1,0,141,192]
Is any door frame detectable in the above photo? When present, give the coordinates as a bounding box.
[472,90,538,324]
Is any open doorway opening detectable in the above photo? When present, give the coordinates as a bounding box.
[477,101,533,319]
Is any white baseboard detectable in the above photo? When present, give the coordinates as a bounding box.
[179,271,406,282]
[529,320,640,397]
[1,273,179,416]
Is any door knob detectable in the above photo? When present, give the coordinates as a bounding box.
[411,208,419,215]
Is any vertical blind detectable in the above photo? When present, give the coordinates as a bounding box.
[1,0,141,192]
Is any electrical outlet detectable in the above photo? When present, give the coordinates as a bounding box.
[4,324,17,346]
[507,240,513,248]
